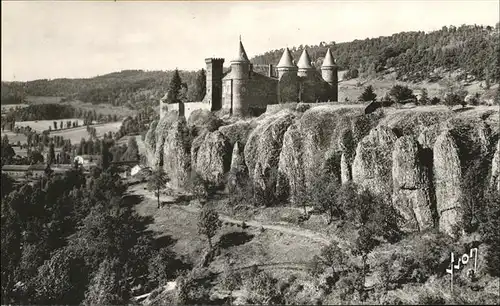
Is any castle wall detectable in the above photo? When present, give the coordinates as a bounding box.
[298,72,332,103]
[222,72,278,116]
[278,72,299,103]
[163,102,211,121]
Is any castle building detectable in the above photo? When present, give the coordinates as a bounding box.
[160,39,338,119]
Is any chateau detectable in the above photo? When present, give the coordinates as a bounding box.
[160,40,338,119]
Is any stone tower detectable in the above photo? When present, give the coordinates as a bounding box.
[321,48,338,101]
[276,47,298,79]
[203,58,225,111]
[297,49,315,78]
[230,40,251,116]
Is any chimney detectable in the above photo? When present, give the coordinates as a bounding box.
[268,64,273,78]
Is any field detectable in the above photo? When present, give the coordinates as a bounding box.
[3,121,123,148]
[15,119,86,132]
[129,183,322,282]
[49,121,123,143]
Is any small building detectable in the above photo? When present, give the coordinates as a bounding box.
[131,164,143,176]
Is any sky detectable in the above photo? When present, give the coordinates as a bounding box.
[1,0,499,81]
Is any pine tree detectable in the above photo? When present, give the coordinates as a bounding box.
[48,143,56,165]
[166,69,183,104]
[359,85,377,102]
[194,69,206,101]
[420,88,430,105]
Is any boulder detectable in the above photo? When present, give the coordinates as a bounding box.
[277,106,377,201]
[433,131,462,236]
[188,109,223,135]
[193,131,232,187]
[244,110,296,195]
[277,123,305,202]
[228,141,248,191]
[163,116,191,188]
[144,119,158,167]
[340,153,351,184]
[352,126,398,200]
[218,120,256,147]
[391,136,434,232]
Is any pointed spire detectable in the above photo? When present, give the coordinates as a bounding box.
[297,49,313,69]
[233,39,249,62]
[322,48,336,68]
[277,48,296,68]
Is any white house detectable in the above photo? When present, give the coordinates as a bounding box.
[131,165,142,176]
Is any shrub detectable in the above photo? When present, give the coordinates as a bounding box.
[417,291,446,305]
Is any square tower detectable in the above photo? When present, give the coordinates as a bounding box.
[203,58,225,111]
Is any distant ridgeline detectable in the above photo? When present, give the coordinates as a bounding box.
[1,24,498,107]
[252,24,499,83]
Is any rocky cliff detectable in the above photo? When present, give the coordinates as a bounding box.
[145,105,499,235]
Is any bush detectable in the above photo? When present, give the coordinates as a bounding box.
[242,269,284,305]
[417,291,446,305]
[343,68,359,80]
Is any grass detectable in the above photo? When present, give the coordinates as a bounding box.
[49,121,122,143]
[15,119,85,132]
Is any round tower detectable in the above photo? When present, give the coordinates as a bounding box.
[321,48,338,101]
[231,39,251,116]
[276,47,298,79]
[297,49,315,78]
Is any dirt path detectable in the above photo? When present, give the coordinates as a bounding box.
[128,185,333,245]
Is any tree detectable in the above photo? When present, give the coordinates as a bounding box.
[419,88,430,105]
[320,242,347,272]
[83,258,128,305]
[197,206,221,249]
[48,143,56,165]
[147,168,169,208]
[359,85,377,102]
[444,93,462,109]
[121,137,139,162]
[33,248,88,305]
[193,69,206,101]
[389,85,415,104]
[166,69,183,104]
[99,140,112,171]
[53,121,57,130]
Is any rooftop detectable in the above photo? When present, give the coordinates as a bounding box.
[276,48,296,68]
[322,48,336,67]
[297,49,314,70]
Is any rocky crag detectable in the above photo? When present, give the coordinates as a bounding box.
[145,105,499,236]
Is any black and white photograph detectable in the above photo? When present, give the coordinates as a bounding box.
[1,0,499,304]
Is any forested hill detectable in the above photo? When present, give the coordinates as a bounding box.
[252,24,499,83]
[1,69,202,107]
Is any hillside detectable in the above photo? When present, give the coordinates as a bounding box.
[253,24,499,84]
[0,70,202,109]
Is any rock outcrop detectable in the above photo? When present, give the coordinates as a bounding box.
[144,104,499,237]
[433,131,462,236]
[392,136,434,232]
[162,116,191,188]
[491,141,500,191]
[245,110,296,195]
[228,141,248,191]
[193,131,232,187]
[352,126,398,200]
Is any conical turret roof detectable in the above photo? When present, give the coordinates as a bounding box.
[233,40,249,62]
[276,48,296,68]
[322,48,336,67]
[297,49,313,69]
